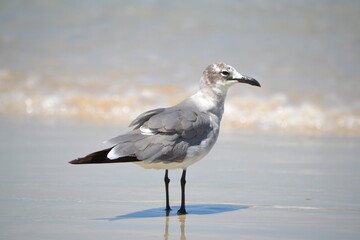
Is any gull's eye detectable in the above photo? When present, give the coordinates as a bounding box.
[220,70,230,77]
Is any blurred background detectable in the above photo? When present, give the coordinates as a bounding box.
[1,0,359,135]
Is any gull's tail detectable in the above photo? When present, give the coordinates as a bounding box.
[69,148,140,164]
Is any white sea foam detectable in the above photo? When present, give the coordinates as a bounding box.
[0,70,359,135]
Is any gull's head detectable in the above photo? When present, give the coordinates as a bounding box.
[201,63,260,93]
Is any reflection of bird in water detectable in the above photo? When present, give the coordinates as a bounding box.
[70,63,260,214]
[179,215,186,240]
[164,215,186,240]
[164,216,170,240]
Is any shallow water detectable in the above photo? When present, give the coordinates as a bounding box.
[1,0,360,134]
[0,118,359,239]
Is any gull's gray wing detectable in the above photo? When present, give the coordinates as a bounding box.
[105,108,165,145]
[146,108,210,139]
[129,108,165,129]
[107,106,212,163]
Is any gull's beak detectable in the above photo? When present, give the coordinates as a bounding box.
[235,75,261,87]
[231,71,261,87]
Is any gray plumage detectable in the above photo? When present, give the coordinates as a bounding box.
[107,103,212,165]
[70,62,260,170]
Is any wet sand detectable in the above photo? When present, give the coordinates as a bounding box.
[1,117,359,239]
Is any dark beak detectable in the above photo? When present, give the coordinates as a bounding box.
[233,75,261,87]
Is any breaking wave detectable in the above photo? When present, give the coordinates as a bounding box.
[1,69,359,135]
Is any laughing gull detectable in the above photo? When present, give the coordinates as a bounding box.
[70,63,260,215]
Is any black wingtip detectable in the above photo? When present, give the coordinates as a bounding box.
[69,148,113,164]
[69,159,80,164]
[69,148,141,165]
[69,157,92,164]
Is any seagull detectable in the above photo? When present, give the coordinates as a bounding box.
[69,63,260,215]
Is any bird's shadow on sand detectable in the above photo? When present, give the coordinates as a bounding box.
[95,204,249,221]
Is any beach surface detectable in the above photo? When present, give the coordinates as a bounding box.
[1,118,359,240]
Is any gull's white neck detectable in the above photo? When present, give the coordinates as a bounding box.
[189,84,229,120]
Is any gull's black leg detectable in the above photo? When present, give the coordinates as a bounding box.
[164,169,171,213]
[177,169,187,215]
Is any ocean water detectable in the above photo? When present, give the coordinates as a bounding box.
[1,0,360,134]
